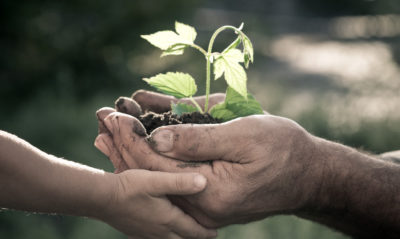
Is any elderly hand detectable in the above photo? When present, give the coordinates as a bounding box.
[96,91,400,238]
[96,90,226,173]
[96,111,319,228]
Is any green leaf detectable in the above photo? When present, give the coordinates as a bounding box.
[210,87,263,122]
[141,31,182,50]
[161,44,185,57]
[223,37,241,53]
[141,22,197,57]
[175,21,197,43]
[171,102,198,116]
[143,72,197,98]
[241,34,254,68]
[213,48,247,98]
[209,103,236,121]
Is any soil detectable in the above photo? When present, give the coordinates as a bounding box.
[138,111,221,135]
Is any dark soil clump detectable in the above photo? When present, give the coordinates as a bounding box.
[139,111,221,134]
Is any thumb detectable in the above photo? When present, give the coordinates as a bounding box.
[146,172,207,196]
[148,123,234,162]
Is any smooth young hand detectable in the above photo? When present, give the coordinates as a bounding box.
[0,131,216,239]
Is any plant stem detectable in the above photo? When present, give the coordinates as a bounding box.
[205,56,211,112]
[190,44,207,56]
[204,25,242,112]
[189,97,204,114]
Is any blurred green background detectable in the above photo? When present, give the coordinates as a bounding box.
[1,0,400,238]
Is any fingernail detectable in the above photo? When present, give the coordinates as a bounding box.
[151,129,174,152]
[95,137,110,156]
[194,174,207,190]
[103,116,113,131]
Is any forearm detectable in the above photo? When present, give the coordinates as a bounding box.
[0,130,112,218]
[299,137,400,238]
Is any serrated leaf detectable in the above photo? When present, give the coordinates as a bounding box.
[213,58,225,80]
[175,21,197,43]
[224,49,244,62]
[141,31,182,50]
[141,22,197,57]
[209,103,236,121]
[224,61,247,98]
[171,102,198,116]
[143,72,197,98]
[210,87,263,122]
[213,48,247,98]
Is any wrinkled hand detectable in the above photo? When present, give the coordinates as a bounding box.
[94,90,222,237]
[99,169,217,239]
[96,90,226,173]
[96,111,320,228]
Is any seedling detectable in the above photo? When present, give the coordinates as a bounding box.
[141,21,263,121]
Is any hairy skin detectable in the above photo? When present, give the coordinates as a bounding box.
[96,90,400,238]
[298,140,400,238]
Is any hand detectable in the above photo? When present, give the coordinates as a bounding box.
[95,90,226,173]
[98,169,217,239]
[94,90,222,237]
[0,131,216,239]
[96,112,320,228]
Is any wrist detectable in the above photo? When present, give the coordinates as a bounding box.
[84,171,118,220]
[297,137,400,237]
[301,137,352,213]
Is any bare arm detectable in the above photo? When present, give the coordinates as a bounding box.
[0,130,216,239]
[298,139,400,238]
[0,130,109,217]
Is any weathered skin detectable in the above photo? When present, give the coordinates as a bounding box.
[96,90,400,238]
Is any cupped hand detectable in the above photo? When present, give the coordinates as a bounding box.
[97,164,217,239]
[96,112,321,228]
[95,90,226,173]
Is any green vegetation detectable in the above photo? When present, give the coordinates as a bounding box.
[142,22,263,121]
[1,0,399,238]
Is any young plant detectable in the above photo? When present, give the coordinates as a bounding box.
[141,21,263,121]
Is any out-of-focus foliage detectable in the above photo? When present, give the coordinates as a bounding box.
[1,0,399,238]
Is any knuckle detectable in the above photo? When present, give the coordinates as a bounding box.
[131,89,148,101]
[174,174,186,192]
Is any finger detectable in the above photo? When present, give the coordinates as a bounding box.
[148,122,242,162]
[170,210,218,239]
[132,90,225,113]
[115,97,142,117]
[103,112,175,170]
[96,107,116,134]
[145,171,207,196]
[103,112,211,173]
[97,107,116,121]
[95,133,131,172]
[132,90,176,113]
